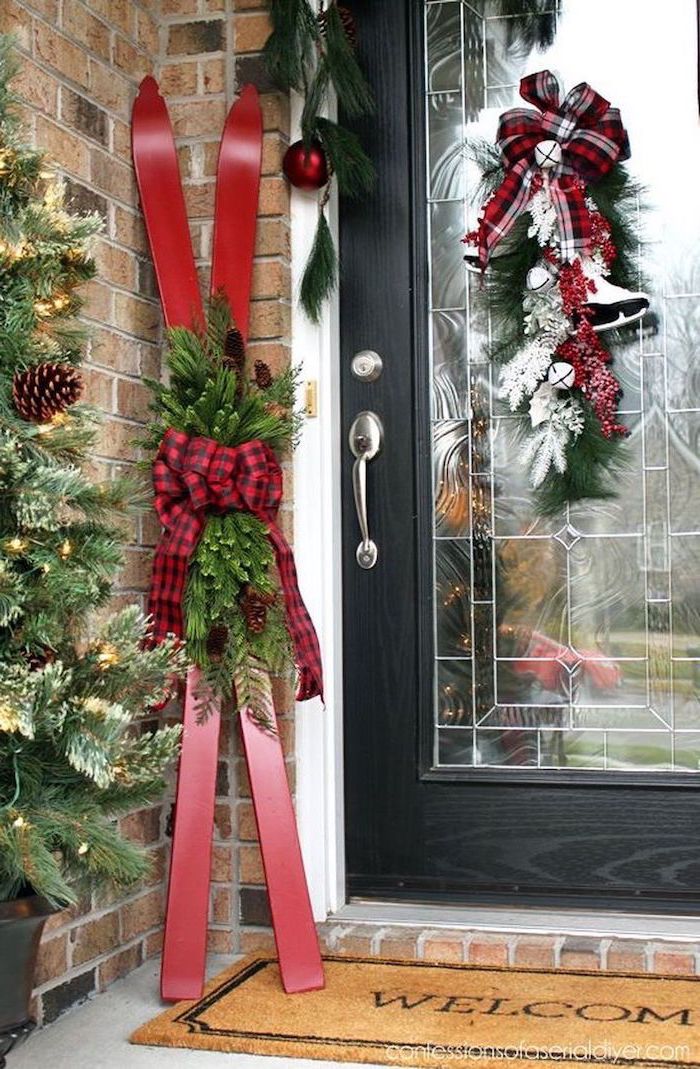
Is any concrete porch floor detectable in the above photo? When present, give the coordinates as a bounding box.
[11,958,379,1069]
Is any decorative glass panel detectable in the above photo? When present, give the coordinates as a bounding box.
[425,0,700,771]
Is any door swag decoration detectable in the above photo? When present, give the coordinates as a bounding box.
[132,78,324,1001]
[264,0,375,322]
[463,70,649,514]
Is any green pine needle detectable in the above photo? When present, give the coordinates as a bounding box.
[323,2,375,119]
[300,209,337,323]
[315,117,375,199]
[263,0,319,91]
[301,57,330,148]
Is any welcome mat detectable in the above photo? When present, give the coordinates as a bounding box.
[131,954,700,1067]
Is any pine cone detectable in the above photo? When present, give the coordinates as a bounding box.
[318,3,357,48]
[264,401,288,422]
[25,646,55,672]
[222,327,246,375]
[13,362,83,423]
[254,360,273,390]
[206,624,229,662]
[240,586,276,635]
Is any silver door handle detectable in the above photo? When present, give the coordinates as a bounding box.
[348,411,383,569]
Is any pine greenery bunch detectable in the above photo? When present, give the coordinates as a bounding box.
[144,299,300,717]
[0,34,184,907]
[467,135,645,514]
[264,0,375,321]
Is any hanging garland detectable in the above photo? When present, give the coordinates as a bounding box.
[463,70,649,515]
[264,0,375,322]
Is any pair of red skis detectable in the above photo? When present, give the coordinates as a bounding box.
[131,77,324,1000]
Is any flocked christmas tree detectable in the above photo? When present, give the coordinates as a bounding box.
[0,36,184,907]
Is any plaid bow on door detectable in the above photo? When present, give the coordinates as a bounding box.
[478,70,630,267]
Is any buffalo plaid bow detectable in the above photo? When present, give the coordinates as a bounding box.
[148,427,323,701]
[478,70,630,266]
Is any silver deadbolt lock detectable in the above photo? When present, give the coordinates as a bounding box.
[351,349,383,382]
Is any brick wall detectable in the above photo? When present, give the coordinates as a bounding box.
[1,0,293,1024]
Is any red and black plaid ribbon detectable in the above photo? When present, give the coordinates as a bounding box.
[148,427,323,701]
[478,70,630,266]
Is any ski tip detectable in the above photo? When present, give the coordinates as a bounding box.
[136,74,162,104]
[238,83,260,106]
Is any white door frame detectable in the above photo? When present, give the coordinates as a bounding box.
[290,94,345,920]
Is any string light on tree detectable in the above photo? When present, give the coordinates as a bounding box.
[4,536,28,556]
[94,641,120,670]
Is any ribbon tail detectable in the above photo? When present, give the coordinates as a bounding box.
[148,543,189,644]
[479,160,533,267]
[549,177,591,262]
[267,524,324,702]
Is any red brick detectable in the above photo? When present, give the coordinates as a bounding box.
[652,949,696,976]
[88,60,131,116]
[233,12,272,53]
[170,99,227,138]
[240,929,276,954]
[607,940,647,973]
[117,378,152,422]
[143,929,164,959]
[214,803,233,840]
[468,935,510,966]
[423,933,465,964]
[560,937,602,971]
[207,928,235,953]
[513,936,557,968]
[119,806,162,845]
[211,843,233,883]
[35,933,68,987]
[378,931,419,961]
[159,60,198,97]
[9,56,58,115]
[90,328,141,375]
[113,292,160,342]
[239,843,264,883]
[237,800,258,841]
[120,889,164,941]
[83,367,114,411]
[71,910,120,966]
[211,887,232,925]
[62,0,111,61]
[35,25,89,89]
[98,943,142,989]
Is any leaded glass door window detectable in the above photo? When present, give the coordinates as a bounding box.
[427,0,700,773]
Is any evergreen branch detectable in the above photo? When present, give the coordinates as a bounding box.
[300,208,337,323]
[315,117,375,199]
[323,2,375,119]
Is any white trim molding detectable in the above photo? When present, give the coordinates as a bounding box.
[290,91,345,921]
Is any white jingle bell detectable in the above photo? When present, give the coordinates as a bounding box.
[526,264,556,294]
[547,361,576,390]
[534,139,562,170]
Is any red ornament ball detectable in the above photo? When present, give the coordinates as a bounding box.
[282,140,329,191]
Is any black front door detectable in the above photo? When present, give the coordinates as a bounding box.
[341,0,700,910]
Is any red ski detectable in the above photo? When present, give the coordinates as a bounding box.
[131,77,323,1001]
[211,91,324,996]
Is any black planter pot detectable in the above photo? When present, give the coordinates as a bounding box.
[0,895,55,1068]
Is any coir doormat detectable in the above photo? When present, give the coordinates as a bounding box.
[131,954,700,1067]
